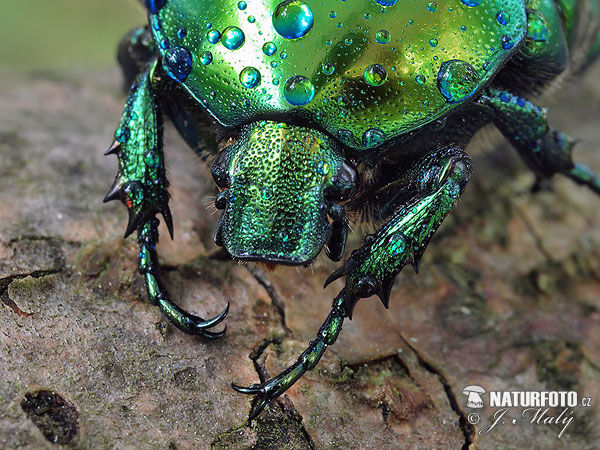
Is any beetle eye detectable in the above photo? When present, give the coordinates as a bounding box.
[211,149,231,188]
[324,161,357,202]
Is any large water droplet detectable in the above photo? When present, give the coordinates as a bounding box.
[374,0,398,6]
[362,128,385,148]
[222,26,245,50]
[272,0,314,39]
[437,60,479,103]
[283,75,315,105]
[163,46,193,82]
[364,64,387,87]
[460,0,481,6]
[240,67,261,89]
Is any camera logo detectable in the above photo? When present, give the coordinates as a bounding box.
[463,385,486,409]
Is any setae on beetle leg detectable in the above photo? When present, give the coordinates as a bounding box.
[232,147,471,419]
[105,62,228,337]
[481,87,600,195]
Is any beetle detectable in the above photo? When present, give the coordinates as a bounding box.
[106,0,600,419]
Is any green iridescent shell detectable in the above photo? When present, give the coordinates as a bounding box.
[148,0,527,150]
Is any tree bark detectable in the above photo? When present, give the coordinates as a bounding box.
[0,65,599,449]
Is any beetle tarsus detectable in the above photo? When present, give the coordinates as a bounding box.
[138,218,229,338]
[232,292,346,420]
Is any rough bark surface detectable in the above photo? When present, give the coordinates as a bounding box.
[0,64,599,449]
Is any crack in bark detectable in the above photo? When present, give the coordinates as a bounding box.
[514,205,554,263]
[0,269,63,316]
[246,265,292,336]
[402,338,475,450]
[242,336,316,450]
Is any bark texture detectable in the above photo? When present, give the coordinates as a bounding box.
[0,65,599,449]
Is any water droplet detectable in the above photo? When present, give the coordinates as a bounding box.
[364,64,387,87]
[280,52,287,59]
[427,1,437,12]
[329,10,337,18]
[177,28,187,39]
[337,22,344,28]
[240,67,261,89]
[272,0,314,39]
[375,0,398,6]
[437,60,480,103]
[362,128,385,148]
[163,46,193,81]
[144,150,160,168]
[388,233,406,255]
[248,16,256,23]
[262,42,277,56]
[344,38,353,45]
[460,0,481,6]
[238,1,247,10]
[115,126,130,143]
[415,74,426,85]
[159,38,170,50]
[283,75,315,105]
[460,25,467,31]
[375,30,391,44]
[337,129,354,144]
[144,0,166,14]
[207,30,221,44]
[496,11,510,25]
[322,62,335,75]
[201,51,213,65]
[501,35,514,50]
[363,13,372,19]
[429,38,438,47]
[222,26,245,50]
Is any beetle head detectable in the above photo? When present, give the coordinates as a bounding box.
[211,120,356,266]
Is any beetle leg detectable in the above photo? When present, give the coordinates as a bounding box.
[138,218,229,338]
[232,147,471,419]
[105,62,228,337]
[481,88,600,195]
[232,291,347,420]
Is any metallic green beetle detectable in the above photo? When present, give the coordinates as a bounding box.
[106,0,600,418]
